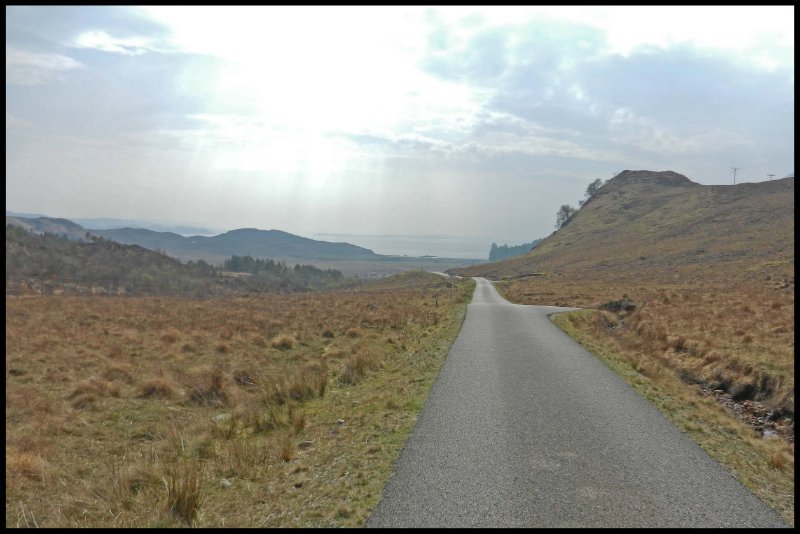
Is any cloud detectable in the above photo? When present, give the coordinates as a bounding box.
[6,113,34,130]
[6,47,84,85]
[608,107,747,154]
[72,30,154,56]
[418,15,793,178]
[6,46,214,141]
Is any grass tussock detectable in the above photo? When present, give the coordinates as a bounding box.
[270,334,295,350]
[137,378,176,399]
[6,450,48,483]
[164,459,203,524]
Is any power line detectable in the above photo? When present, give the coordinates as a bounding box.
[767,173,775,181]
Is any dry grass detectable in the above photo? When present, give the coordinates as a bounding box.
[5,277,475,527]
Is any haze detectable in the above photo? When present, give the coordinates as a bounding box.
[5,6,795,250]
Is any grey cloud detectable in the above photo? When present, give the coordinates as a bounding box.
[6,6,168,49]
[579,45,794,138]
[422,19,612,137]
[6,48,84,85]
[420,18,792,175]
[6,49,222,140]
[6,6,203,141]
[423,26,509,84]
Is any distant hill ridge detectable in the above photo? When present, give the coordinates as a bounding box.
[92,226,379,261]
[5,215,380,263]
[454,170,794,285]
[5,215,89,241]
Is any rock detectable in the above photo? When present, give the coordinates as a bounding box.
[298,440,314,450]
[763,429,779,440]
[336,419,346,425]
[219,478,233,488]
[212,413,231,423]
[733,404,742,413]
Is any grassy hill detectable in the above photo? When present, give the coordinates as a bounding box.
[455,170,794,287]
[91,227,381,262]
[5,225,356,296]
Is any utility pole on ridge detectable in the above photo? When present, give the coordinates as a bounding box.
[731,167,739,185]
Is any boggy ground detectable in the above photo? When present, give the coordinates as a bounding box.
[5,275,475,527]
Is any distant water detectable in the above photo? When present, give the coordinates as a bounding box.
[314,234,490,259]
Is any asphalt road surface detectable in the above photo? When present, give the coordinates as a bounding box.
[367,277,787,528]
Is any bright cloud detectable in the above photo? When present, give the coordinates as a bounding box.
[72,30,154,55]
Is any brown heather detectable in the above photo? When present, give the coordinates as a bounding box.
[5,273,475,527]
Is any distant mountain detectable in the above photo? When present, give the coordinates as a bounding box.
[5,215,90,241]
[91,226,381,262]
[5,210,51,219]
[455,170,794,285]
[5,215,380,262]
[72,218,220,236]
[5,211,220,236]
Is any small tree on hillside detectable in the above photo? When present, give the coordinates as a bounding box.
[579,178,605,206]
[555,204,577,229]
[585,178,604,199]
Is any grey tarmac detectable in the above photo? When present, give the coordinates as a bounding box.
[367,277,787,528]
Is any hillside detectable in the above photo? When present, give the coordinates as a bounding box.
[91,227,380,261]
[5,215,90,242]
[5,225,356,296]
[455,170,794,287]
[5,216,382,263]
[5,224,219,297]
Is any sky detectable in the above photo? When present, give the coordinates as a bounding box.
[5,6,795,254]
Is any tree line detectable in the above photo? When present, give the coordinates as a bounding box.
[222,255,349,291]
[488,239,544,261]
